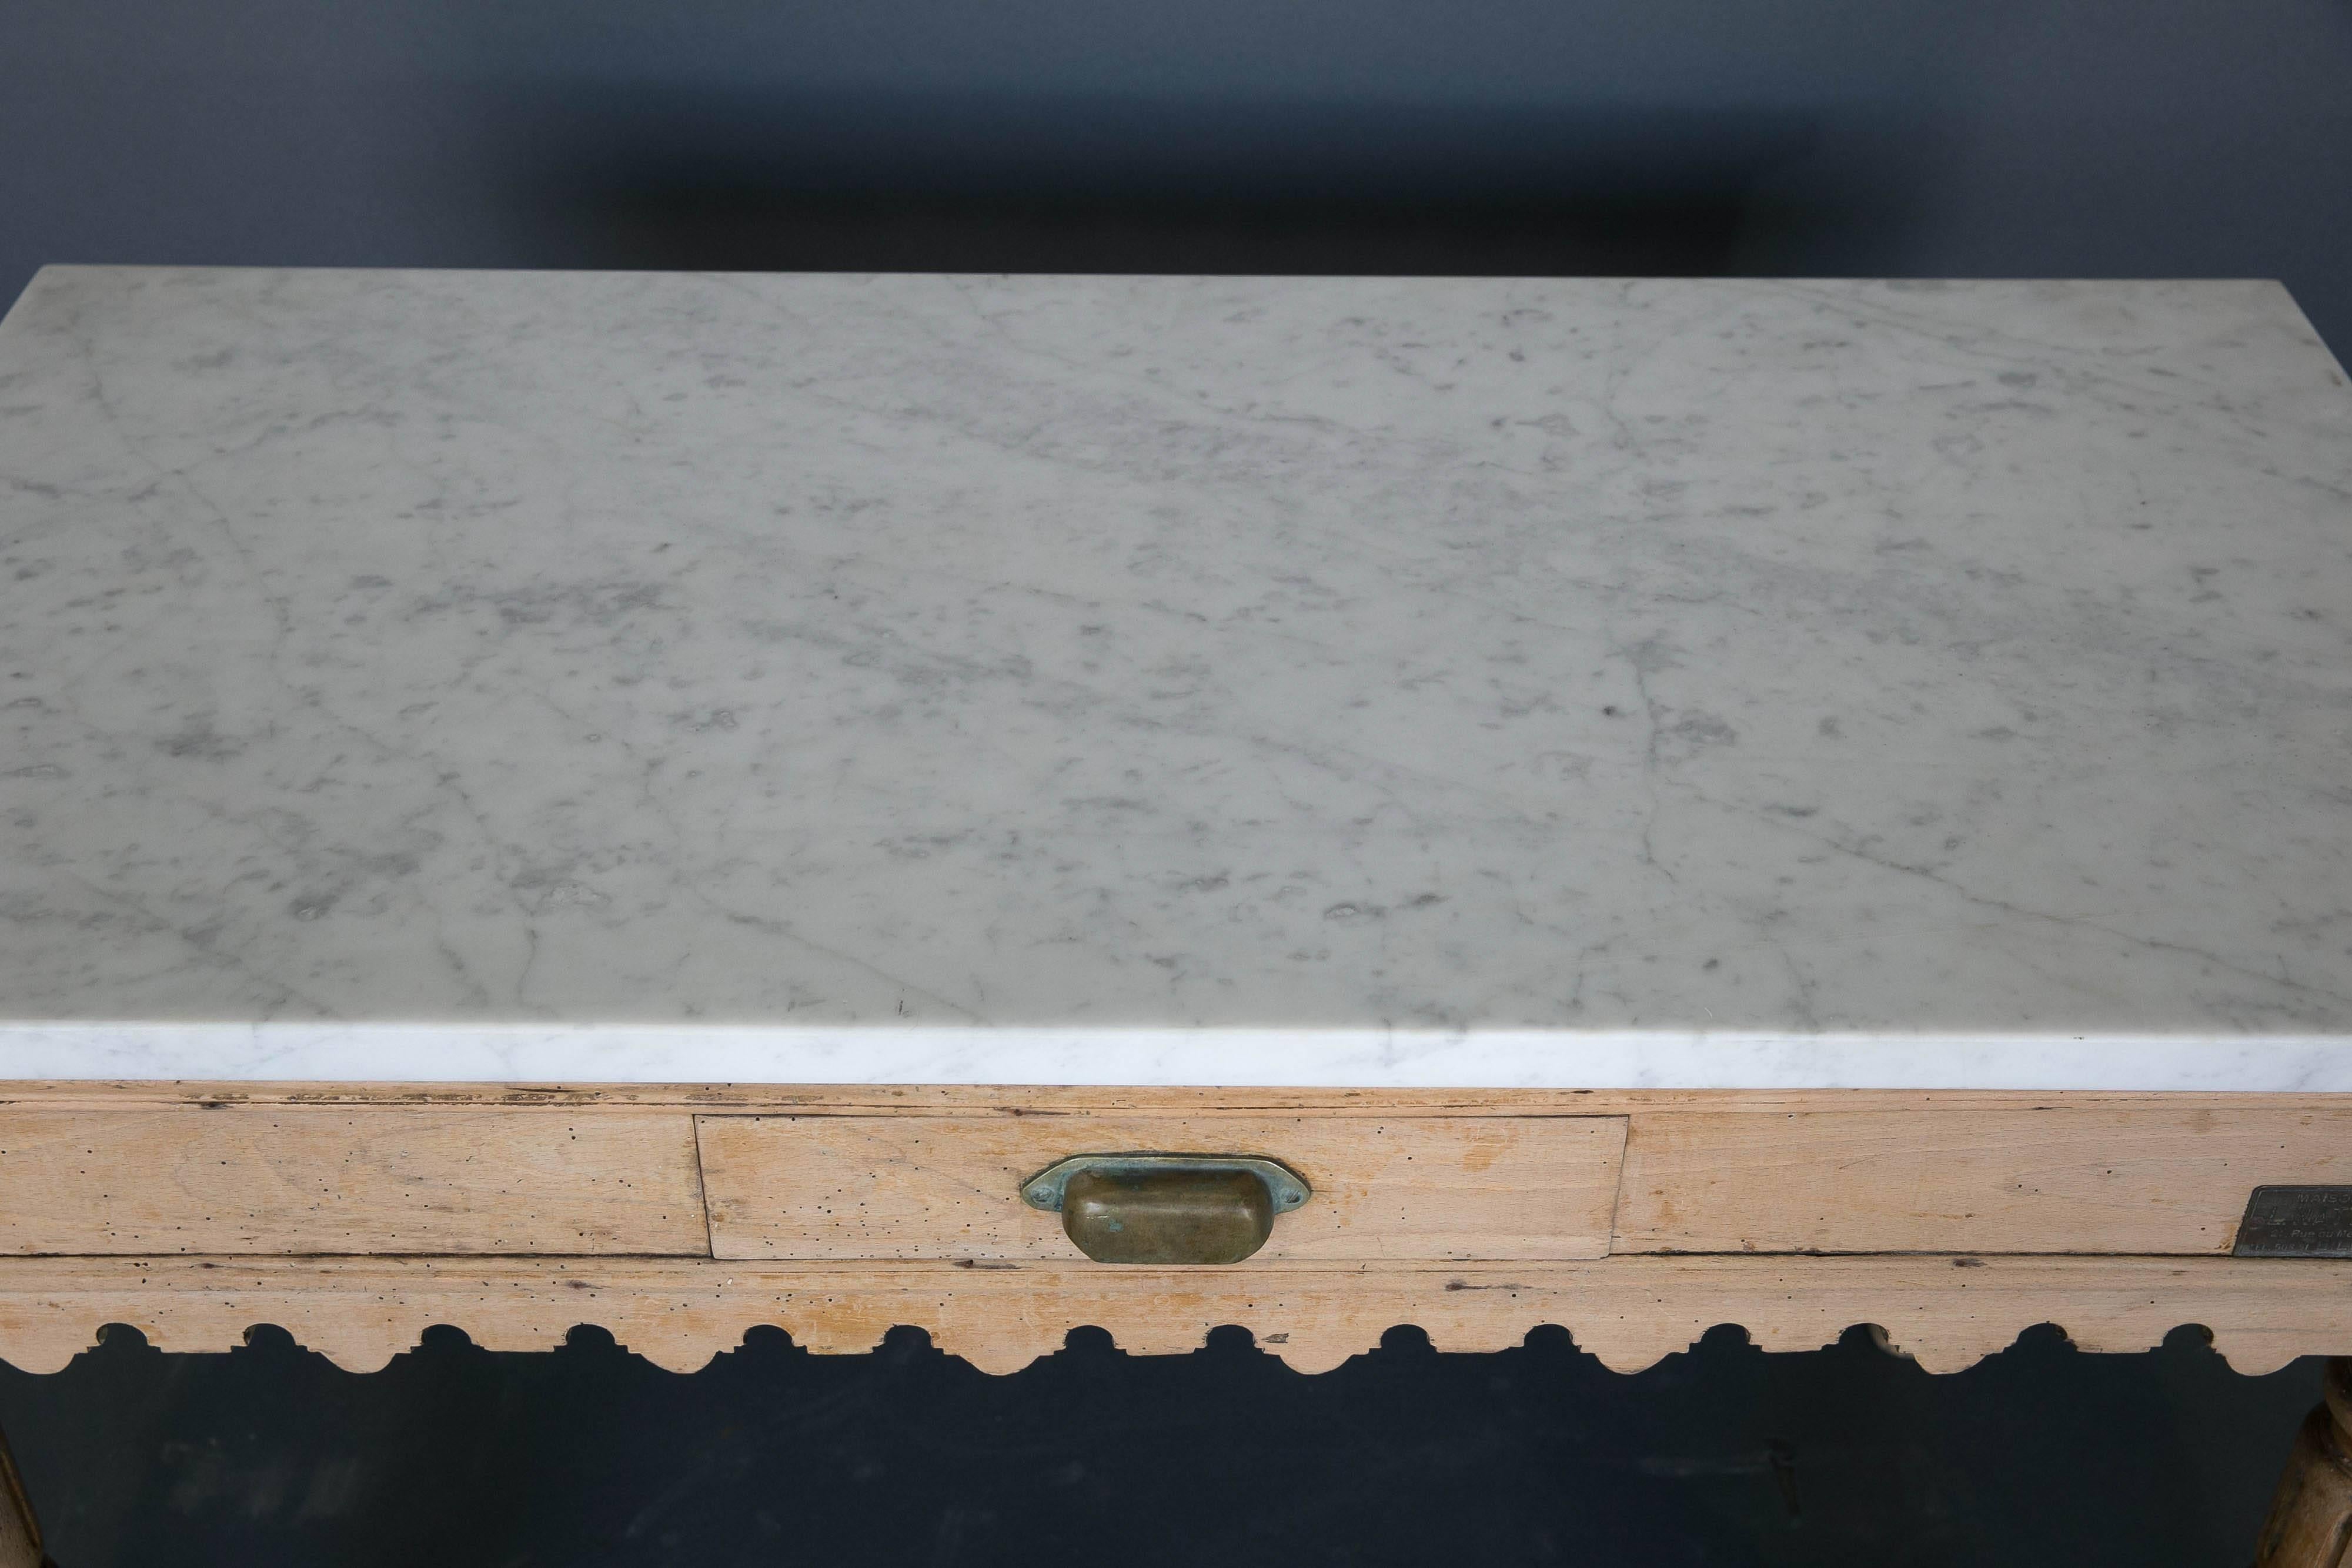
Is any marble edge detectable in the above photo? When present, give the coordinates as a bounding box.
[18,264,2311,285]
[0,1026,2347,1091]
[9,268,2321,339]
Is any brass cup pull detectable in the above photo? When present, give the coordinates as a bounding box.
[1021,1154,1311,1265]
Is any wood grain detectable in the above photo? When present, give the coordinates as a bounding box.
[696,1114,1626,1261]
[0,1253,2341,1377]
[1614,1106,2352,1255]
[0,1109,708,1256]
[14,1081,2351,1116]
[0,1412,38,1568]
[2254,1359,2352,1568]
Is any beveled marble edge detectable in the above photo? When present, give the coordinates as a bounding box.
[0,1026,2345,1091]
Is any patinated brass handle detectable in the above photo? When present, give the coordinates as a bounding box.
[1021,1154,1311,1265]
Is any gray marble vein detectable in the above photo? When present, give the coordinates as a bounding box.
[1,266,2349,1085]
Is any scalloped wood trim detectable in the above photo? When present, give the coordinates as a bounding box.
[1,1256,2344,1379]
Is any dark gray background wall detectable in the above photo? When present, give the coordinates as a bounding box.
[3,6,2350,1563]
[5,0,2351,356]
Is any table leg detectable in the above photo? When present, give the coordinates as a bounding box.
[0,1416,46,1568]
[2257,1359,2352,1568]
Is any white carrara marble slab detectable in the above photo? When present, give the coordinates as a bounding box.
[1,266,2348,1089]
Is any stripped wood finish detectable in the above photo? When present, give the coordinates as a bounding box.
[2256,1360,2352,1568]
[12,1082,2352,1116]
[696,1114,1626,1261]
[1615,1106,2352,1256]
[0,1254,2342,1378]
[0,1414,39,1568]
[0,1082,2348,1383]
[0,1109,707,1256]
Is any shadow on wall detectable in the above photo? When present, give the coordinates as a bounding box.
[4,1,2349,349]
[496,93,1855,276]
[526,187,1788,280]
[0,1320,2323,1568]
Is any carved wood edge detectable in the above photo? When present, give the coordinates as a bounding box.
[1,1255,2343,1378]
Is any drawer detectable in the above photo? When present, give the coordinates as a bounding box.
[1613,1106,2352,1255]
[0,1109,707,1256]
[695,1114,1628,1262]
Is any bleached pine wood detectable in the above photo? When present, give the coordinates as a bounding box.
[696,1114,1626,1261]
[0,1081,1615,1113]
[0,1109,707,1256]
[0,1415,38,1568]
[0,1254,2341,1378]
[1614,1106,2352,1255]
[2255,1359,2352,1568]
[14,1081,2351,1116]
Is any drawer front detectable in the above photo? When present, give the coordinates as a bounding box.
[1613,1107,2352,1255]
[696,1114,1628,1262]
[0,1109,708,1256]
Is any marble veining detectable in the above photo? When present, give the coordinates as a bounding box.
[1,266,2348,1086]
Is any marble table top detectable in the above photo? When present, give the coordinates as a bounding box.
[2,266,2348,1088]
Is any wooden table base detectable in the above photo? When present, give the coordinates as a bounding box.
[2259,1360,2352,1568]
[0,1305,2340,1563]
[0,1416,46,1568]
[3,1082,2348,1560]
